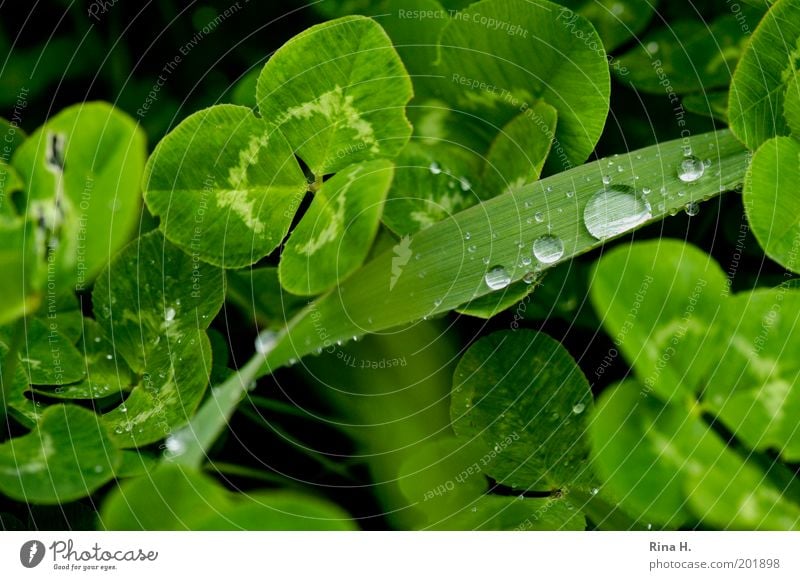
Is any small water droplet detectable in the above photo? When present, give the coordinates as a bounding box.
[684,201,700,216]
[434,299,442,308]
[590,487,599,496]
[429,162,442,175]
[677,155,705,182]
[534,211,544,223]
[572,402,585,414]
[106,354,113,360]
[460,177,472,191]
[646,41,659,54]
[583,186,652,240]
[93,336,102,343]
[602,175,612,185]
[532,235,564,264]
[482,256,490,265]
[255,329,278,355]
[464,231,471,241]
[467,244,477,253]
[566,190,575,198]
[641,186,651,195]
[522,272,540,285]
[164,307,176,322]
[484,266,512,290]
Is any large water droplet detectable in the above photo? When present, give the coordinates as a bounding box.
[677,155,705,182]
[255,329,278,355]
[484,266,511,290]
[583,186,652,240]
[532,235,564,264]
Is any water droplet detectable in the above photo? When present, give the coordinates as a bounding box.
[534,211,544,223]
[572,402,585,414]
[566,190,575,198]
[641,186,651,195]
[521,256,532,266]
[522,272,540,285]
[429,162,442,175]
[464,232,471,241]
[617,165,624,173]
[93,337,102,343]
[164,307,176,322]
[484,266,512,290]
[255,329,278,355]
[460,177,472,191]
[684,201,700,216]
[532,235,564,264]
[677,155,705,182]
[482,256,490,265]
[106,354,113,360]
[164,436,186,458]
[467,244,477,253]
[590,487,599,496]
[94,465,104,473]
[583,186,652,240]
[434,299,442,308]
[646,41,659,54]
[602,174,612,185]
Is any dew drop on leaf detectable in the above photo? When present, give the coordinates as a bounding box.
[684,201,700,217]
[583,186,652,240]
[572,402,585,414]
[254,329,278,355]
[164,307,176,322]
[677,155,705,182]
[532,235,564,264]
[429,162,442,175]
[484,266,511,290]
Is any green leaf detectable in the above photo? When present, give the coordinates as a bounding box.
[590,239,728,402]
[180,130,751,465]
[703,288,800,461]
[729,0,800,149]
[0,220,42,326]
[397,437,489,522]
[785,69,800,136]
[0,405,120,504]
[381,142,483,236]
[92,230,225,372]
[557,0,656,52]
[102,334,213,448]
[279,160,395,295]
[32,319,134,400]
[616,17,746,94]
[92,231,224,447]
[101,464,355,530]
[438,495,585,531]
[683,91,730,123]
[591,380,800,529]
[455,278,536,319]
[437,0,610,169]
[12,102,146,290]
[144,105,307,268]
[0,163,24,218]
[0,117,26,158]
[20,318,84,385]
[482,104,557,197]
[256,16,413,176]
[451,330,593,490]
[259,131,747,373]
[226,267,309,329]
[743,136,800,273]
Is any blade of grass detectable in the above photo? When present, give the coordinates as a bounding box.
[165,129,749,467]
